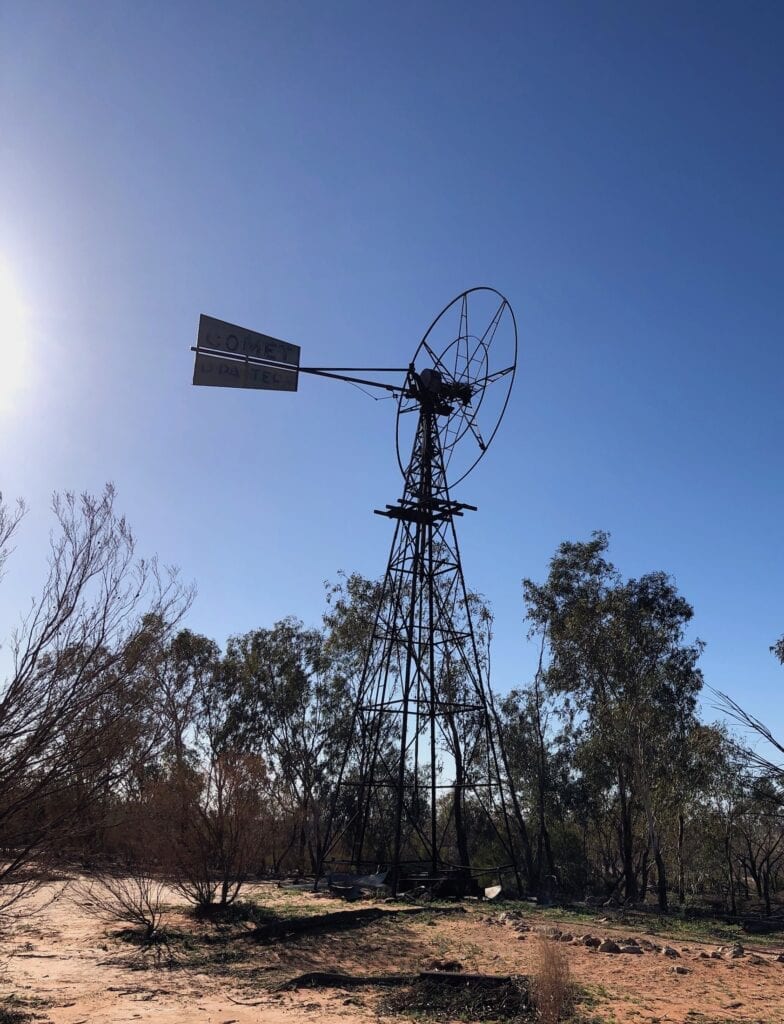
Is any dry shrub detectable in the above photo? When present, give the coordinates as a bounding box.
[0,486,191,921]
[154,752,267,909]
[532,935,572,1024]
[73,869,167,940]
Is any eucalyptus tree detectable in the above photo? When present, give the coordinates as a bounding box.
[221,617,351,873]
[523,532,704,909]
[669,723,728,904]
[733,776,784,915]
[134,628,271,906]
[499,641,571,897]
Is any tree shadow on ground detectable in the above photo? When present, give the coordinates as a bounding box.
[249,905,463,944]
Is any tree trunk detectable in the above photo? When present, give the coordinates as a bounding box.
[531,664,555,898]
[487,693,534,894]
[639,845,650,902]
[654,846,668,913]
[640,788,667,912]
[297,820,308,874]
[745,839,762,898]
[451,743,471,879]
[535,831,543,895]
[677,811,686,904]
[725,830,737,915]
[617,766,637,902]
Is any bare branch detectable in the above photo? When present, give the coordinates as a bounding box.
[0,492,26,582]
[711,687,784,778]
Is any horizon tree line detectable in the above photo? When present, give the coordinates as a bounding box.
[0,486,782,918]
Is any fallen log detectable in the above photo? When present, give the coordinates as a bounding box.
[274,970,522,992]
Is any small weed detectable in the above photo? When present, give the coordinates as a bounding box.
[575,984,618,1024]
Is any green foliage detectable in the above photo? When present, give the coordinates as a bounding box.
[512,532,716,908]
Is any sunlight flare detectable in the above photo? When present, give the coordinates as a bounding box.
[0,257,31,414]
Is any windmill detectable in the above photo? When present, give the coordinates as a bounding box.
[191,287,524,895]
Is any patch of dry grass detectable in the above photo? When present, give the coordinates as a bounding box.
[531,935,573,1024]
[380,975,531,1021]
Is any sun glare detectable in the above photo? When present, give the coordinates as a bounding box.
[0,259,31,414]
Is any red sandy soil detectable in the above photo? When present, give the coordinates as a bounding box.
[2,882,783,1024]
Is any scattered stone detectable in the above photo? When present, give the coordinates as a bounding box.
[747,954,765,965]
[583,935,601,948]
[498,911,524,925]
[698,951,711,959]
[544,927,562,940]
[672,965,689,975]
[729,944,745,959]
[619,944,643,954]
[710,951,723,960]
[661,946,680,958]
[558,932,574,942]
[598,939,621,954]
[773,953,784,962]
[638,939,657,951]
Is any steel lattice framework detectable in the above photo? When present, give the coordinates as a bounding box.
[317,289,524,895]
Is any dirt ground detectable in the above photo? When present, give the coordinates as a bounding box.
[2,882,783,1024]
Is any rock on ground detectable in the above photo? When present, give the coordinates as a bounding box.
[598,939,621,954]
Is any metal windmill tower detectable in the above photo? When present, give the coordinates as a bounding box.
[191,287,523,895]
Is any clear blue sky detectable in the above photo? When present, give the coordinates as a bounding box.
[1,1,782,741]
